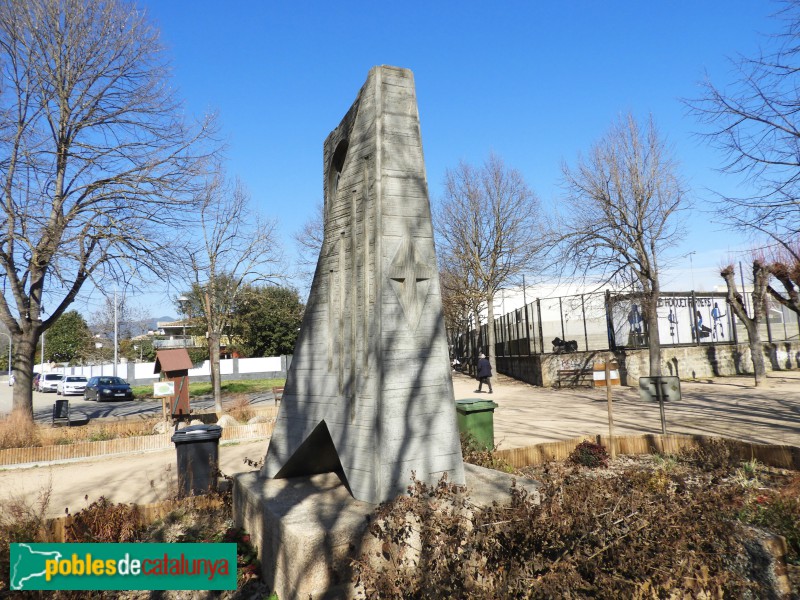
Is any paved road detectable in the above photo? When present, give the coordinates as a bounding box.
[0,380,279,423]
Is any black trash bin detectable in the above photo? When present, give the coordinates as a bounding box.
[171,424,223,497]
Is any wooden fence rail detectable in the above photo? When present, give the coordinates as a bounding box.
[0,421,274,467]
[494,434,800,471]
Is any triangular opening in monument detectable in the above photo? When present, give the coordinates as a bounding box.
[272,420,351,493]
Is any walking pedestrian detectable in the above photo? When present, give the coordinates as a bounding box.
[474,353,493,394]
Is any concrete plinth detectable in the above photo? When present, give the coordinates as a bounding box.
[233,464,540,600]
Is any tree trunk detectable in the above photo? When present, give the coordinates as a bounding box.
[744,320,766,386]
[11,326,42,421]
[721,263,768,386]
[471,308,481,377]
[209,330,222,417]
[486,292,496,374]
[645,293,662,377]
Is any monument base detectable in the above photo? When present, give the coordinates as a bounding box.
[233,464,541,599]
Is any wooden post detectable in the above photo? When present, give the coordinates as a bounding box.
[605,360,616,460]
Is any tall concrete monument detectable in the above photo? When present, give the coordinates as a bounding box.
[261,65,465,504]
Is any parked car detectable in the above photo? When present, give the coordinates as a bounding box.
[37,373,63,393]
[57,376,88,396]
[84,376,134,402]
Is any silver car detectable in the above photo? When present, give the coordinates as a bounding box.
[37,373,63,393]
[57,376,88,396]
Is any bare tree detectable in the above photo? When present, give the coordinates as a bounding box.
[182,169,283,416]
[0,0,215,420]
[292,201,324,289]
[89,293,149,348]
[763,242,800,315]
[721,261,770,386]
[691,1,800,245]
[557,114,688,376]
[435,153,545,373]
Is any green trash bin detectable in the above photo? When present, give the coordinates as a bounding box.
[455,398,498,450]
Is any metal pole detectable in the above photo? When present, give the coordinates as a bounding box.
[536,299,544,354]
[739,261,748,315]
[605,290,616,350]
[522,275,531,356]
[764,295,773,343]
[114,288,118,377]
[582,294,589,351]
[41,331,44,368]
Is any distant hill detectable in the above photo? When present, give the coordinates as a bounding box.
[144,316,176,334]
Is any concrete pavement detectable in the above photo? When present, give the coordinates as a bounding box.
[1,370,798,517]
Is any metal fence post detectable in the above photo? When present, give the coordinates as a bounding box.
[537,299,544,353]
[604,290,616,350]
[582,294,589,351]
[764,296,773,343]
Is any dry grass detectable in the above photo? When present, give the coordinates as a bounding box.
[226,394,254,423]
[0,416,160,450]
[0,410,42,450]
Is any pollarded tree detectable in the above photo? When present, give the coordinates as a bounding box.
[0,0,215,420]
[558,114,688,376]
[692,1,800,246]
[436,153,546,373]
[764,242,800,316]
[721,261,770,386]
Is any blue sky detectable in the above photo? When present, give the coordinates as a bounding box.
[94,1,783,317]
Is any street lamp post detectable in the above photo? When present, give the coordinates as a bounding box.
[178,295,189,348]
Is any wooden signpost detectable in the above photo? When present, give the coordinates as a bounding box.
[594,360,620,459]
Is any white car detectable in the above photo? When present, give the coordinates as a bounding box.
[57,376,87,396]
[37,373,64,393]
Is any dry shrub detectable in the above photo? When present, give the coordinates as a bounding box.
[568,440,610,468]
[679,437,737,472]
[353,469,763,598]
[64,497,144,543]
[227,394,254,423]
[0,483,52,592]
[460,432,514,473]
[0,410,42,449]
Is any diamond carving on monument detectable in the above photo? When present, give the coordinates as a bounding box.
[260,66,465,505]
[388,234,434,331]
